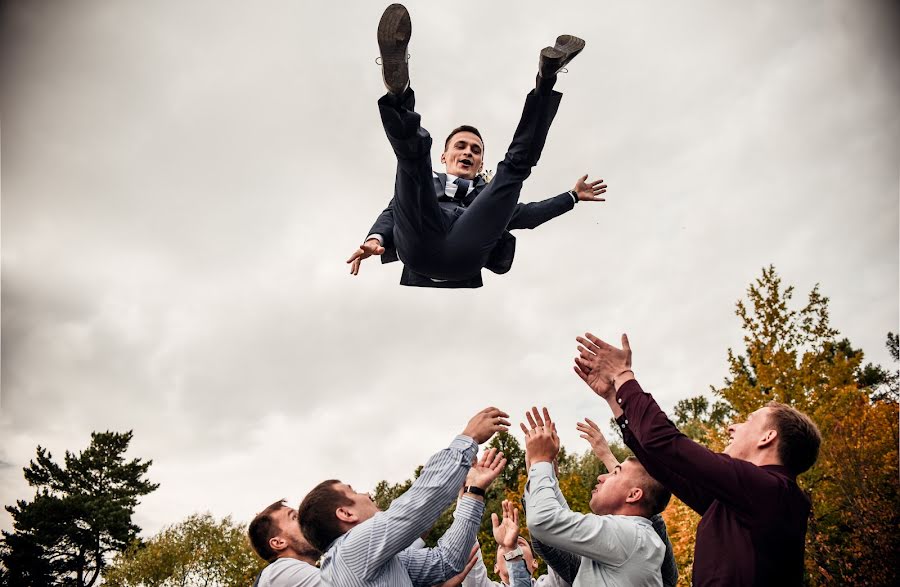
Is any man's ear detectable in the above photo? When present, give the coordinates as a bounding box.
[268,535,287,554]
[758,428,777,449]
[440,152,447,165]
[625,486,644,505]
[335,505,359,524]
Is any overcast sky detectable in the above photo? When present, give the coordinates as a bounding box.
[2,0,898,537]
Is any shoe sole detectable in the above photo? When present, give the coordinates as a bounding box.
[377,4,411,94]
[555,34,585,62]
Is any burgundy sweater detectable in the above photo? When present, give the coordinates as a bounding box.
[615,379,810,586]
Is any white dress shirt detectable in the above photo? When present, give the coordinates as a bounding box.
[524,462,664,587]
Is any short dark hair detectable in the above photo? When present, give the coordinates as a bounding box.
[766,401,821,475]
[297,480,354,553]
[444,125,484,151]
[248,499,288,562]
[625,457,672,517]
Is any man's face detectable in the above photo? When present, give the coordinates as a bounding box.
[589,460,641,515]
[495,537,537,583]
[335,483,380,525]
[724,407,773,460]
[440,131,484,180]
[271,506,317,558]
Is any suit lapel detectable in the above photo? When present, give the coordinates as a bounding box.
[433,173,447,197]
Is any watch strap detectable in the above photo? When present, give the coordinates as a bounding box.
[463,485,486,497]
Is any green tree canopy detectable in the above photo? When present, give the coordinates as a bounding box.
[1,430,158,587]
[103,513,264,587]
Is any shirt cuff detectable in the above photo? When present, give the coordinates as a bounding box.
[568,190,578,204]
[455,493,486,522]
[528,460,555,479]
[614,379,642,431]
[451,435,479,465]
[366,233,384,245]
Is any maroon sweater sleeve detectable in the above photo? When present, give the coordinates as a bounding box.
[615,379,786,520]
[620,424,713,514]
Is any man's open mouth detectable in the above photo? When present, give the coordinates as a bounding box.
[460,158,473,168]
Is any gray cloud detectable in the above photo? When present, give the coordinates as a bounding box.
[2,0,897,535]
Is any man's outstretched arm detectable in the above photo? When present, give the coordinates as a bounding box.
[340,409,509,581]
[506,175,606,230]
[575,332,785,518]
[346,200,395,275]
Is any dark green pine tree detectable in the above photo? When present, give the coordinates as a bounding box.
[1,430,158,587]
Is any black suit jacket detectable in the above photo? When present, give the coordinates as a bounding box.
[368,173,576,288]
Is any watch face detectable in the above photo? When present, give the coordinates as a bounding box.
[504,547,523,561]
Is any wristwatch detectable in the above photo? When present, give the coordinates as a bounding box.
[503,546,524,561]
[463,486,486,497]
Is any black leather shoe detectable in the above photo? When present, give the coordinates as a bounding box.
[377,4,412,95]
[538,34,585,78]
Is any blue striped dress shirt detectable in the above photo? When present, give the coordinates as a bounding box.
[320,435,483,586]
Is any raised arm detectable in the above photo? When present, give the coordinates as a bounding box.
[342,408,510,581]
[347,200,396,275]
[407,450,508,587]
[520,455,579,586]
[576,417,620,473]
[521,408,635,566]
[574,332,784,518]
[506,175,606,231]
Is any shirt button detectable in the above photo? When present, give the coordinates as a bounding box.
[617,397,622,404]
[620,423,626,429]
[624,419,629,425]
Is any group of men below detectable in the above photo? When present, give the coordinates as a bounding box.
[247,331,822,587]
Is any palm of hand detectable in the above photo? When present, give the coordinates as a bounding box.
[466,465,496,487]
[493,518,518,548]
[585,367,613,397]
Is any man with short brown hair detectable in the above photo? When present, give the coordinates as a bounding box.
[248,500,322,587]
[347,4,606,288]
[574,332,822,586]
[298,407,511,586]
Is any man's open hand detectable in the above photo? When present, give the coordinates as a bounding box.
[491,500,520,550]
[574,332,633,399]
[521,406,560,465]
[573,174,607,202]
[347,238,385,275]
[463,407,511,444]
[577,417,620,472]
[465,447,507,491]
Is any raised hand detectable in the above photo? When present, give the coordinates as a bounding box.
[462,407,511,444]
[465,447,507,491]
[573,174,607,202]
[347,238,385,275]
[434,543,480,587]
[520,406,560,465]
[577,417,620,472]
[491,499,520,550]
[574,332,633,399]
